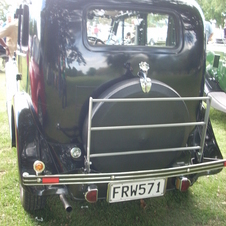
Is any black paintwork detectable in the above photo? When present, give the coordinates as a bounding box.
[8,0,223,201]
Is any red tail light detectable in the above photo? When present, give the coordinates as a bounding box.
[224,161,226,167]
[42,177,59,184]
[85,185,98,203]
[175,177,191,192]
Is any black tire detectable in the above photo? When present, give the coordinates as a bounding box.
[20,185,46,212]
[82,78,190,172]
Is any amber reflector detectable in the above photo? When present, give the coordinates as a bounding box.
[33,160,45,173]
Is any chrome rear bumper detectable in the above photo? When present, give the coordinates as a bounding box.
[23,158,225,186]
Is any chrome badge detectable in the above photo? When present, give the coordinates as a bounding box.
[138,62,152,93]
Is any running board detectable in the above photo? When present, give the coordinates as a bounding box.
[208,92,226,113]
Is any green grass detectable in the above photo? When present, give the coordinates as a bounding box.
[0,71,226,226]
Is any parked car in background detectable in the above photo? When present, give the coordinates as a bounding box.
[6,0,225,212]
[212,27,224,44]
[205,46,226,113]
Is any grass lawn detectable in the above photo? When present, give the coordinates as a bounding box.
[0,71,225,226]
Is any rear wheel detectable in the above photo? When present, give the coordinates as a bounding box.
[20,185,46,212]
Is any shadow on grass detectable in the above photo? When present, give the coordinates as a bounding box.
[27,187,224,226]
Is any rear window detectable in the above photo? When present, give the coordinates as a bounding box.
[86,9,178,48]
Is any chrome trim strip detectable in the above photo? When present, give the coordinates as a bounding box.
[199,97,211,161]
[91,122,205,131]
[22,160,225,186]
[92,97,210,102]
[86,97,93,172]
[90,146,201,158]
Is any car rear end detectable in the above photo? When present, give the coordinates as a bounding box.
[10,0,225,211]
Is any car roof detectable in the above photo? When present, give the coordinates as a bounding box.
[62,0,199,8]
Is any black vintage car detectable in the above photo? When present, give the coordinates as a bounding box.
[6,0,225,212]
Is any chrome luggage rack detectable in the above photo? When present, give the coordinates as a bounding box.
[85,96,212,172]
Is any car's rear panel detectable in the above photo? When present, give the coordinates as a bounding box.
[8,0,225,208]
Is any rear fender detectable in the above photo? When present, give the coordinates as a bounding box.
[12,92,42,183]
[12,93,63,195]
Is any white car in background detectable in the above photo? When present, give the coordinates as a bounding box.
[212,28,224,44]
[148,26,167,46]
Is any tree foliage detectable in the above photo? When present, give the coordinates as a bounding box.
[0,0,11,22]
[196,0,226,27]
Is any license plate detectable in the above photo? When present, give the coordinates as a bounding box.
[107,179,166,203]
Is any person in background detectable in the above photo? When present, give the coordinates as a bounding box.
[93,24,99,37]
[0,20,3,53]
[224,22,226,39]
[205,21,213,44]
[0,15,18,58]
[125,32,131,44]
[2,13,12,27]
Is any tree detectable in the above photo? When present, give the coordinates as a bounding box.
[0,0,11,22]
[196,0,226,27]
